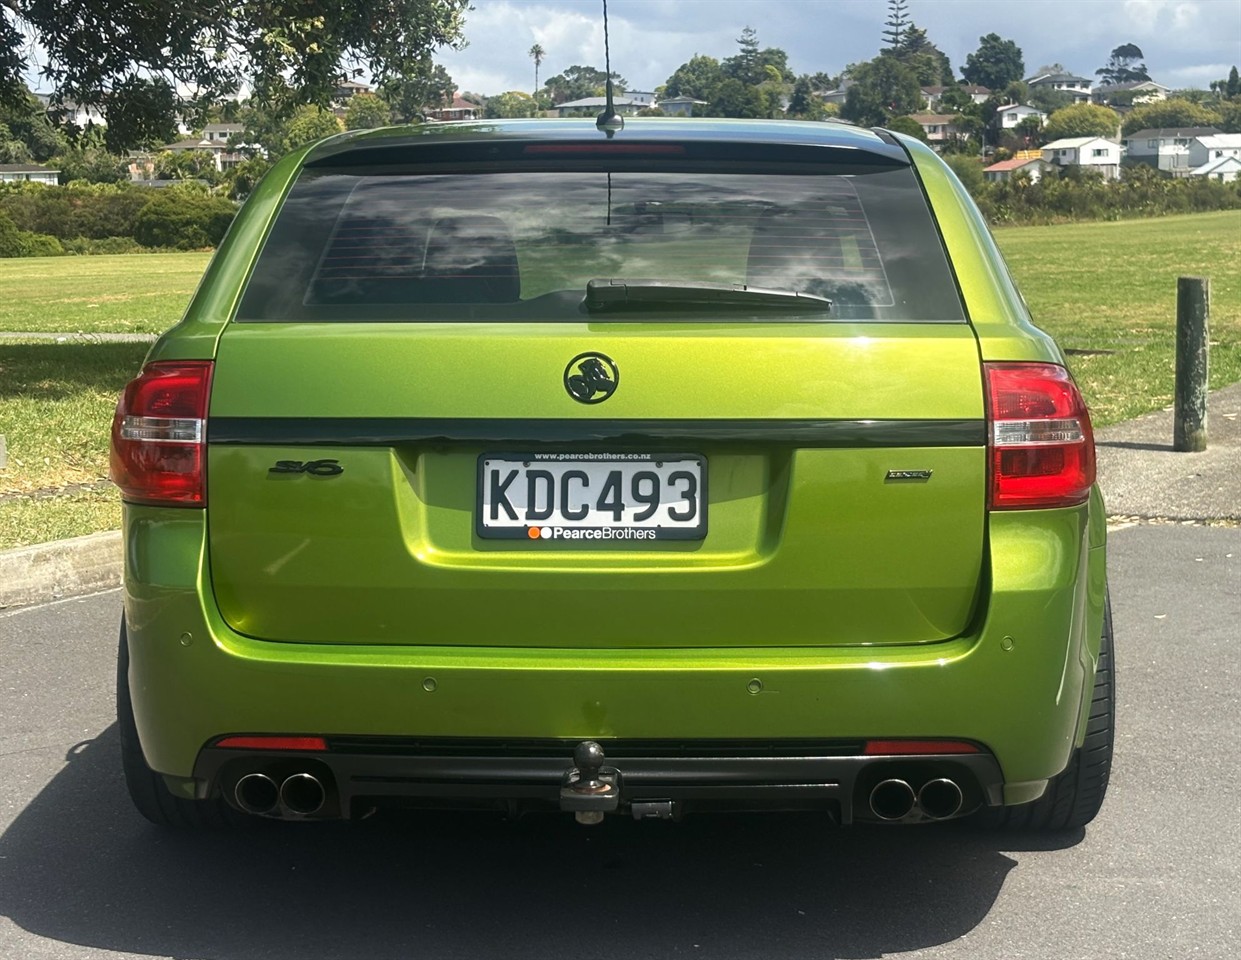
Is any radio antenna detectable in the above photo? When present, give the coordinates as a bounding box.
[596,0,623,136]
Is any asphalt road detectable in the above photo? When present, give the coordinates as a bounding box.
[1,523,1238,960]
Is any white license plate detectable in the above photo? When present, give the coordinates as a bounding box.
[476,454,706,541]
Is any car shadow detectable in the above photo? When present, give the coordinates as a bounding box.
[0,727,1081,960]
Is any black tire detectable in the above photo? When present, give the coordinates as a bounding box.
[993,589,1115,831]
[117,618,243,828]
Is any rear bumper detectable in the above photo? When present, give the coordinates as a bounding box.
[122,494,1107,809]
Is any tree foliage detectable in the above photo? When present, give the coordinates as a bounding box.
[484,91,538,119]
[882,0,910,50]
[528,44,545,94]
[663,55,724,101]
[962,34,1024,91]
[153,149,219,183]
[721,28,791,86]
[542,65,626,104]
[1120,98,1224,137]
[380,62,455,122]
[1096,44,1150,86]
[840,57,923,126]
[1041,103,1120,141]
[132,184,237,249]
[344,93,392,130]
[280,105,343,154]
[885,115,927,141]
[2,0,469,149]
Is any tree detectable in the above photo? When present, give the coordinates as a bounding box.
[962,34,1024,91]
[344,93,392,130]
[1120,98,1224,137]
[1096,44,1150,86]
[1027,87,1075,115]
[787,76,826,120]
[279,106,343,155]
[1,0,470,150]
[885,115,927,141]
[1227,66,1240,99]
[722,27,792,86]
[542,65,626,104]
[705,79,766,119]
[485,91,538,119]
[894,26,955,86]
[664,55,724,101]
[381,62,455,122]
[154,149,219,183]
[938,85,974,112]
[1041,102,1119,141]
[943,154,984,193]
[529,44,545,95]
[882,0,910,50]
[840,57,923,126]
[0,84,68,161]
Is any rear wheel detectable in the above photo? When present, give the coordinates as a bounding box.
[993,590,1115,831]
[117,618,243,828]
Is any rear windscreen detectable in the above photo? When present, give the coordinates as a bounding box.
[237,163,965,323]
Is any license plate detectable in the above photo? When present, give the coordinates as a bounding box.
[477,454,706,541]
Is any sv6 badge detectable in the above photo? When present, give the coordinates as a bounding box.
[268,459,344,476]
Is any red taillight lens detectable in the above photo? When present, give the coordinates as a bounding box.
[863,740,981,756]
[110,361,213,506]
[985,362,1095,510]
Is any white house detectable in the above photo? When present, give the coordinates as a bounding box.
[1093,80,1170,105]
[995,103,1047,130]
[202,122,244,144]
[1187,133,1241,170]
[554,96,641,118]
[0,163,59,185]
[908,113,962,146]
[160,136,247,172]
[656,96,709,117]
[1026,71,1092,103]
[1123,126,1223,175]
[1190,155,1241,182]
[625,90,657,108]
[1041,137,1124,179]
[984,156,1054,183]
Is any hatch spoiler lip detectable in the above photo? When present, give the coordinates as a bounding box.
[208,417,985,448]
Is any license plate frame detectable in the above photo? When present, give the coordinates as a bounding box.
[476,453,707,542]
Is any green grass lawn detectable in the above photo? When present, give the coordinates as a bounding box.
[1,209,1239,548]
[0,252,210,334]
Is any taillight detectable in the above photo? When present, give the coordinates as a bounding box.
[110,361,213,506]
[985,362,1095,510]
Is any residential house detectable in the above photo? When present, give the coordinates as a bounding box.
[203,122,244,145]
[1122,126,1222,175]
[554,96,642,118]
[907,113,962,147]
[656,96,709,117]
[1041,137,1124,178]
[1092,80,1170,105]
[0,163,59,185]
[984,156,1053,183]
[333,80,372,105]
[995,103,1047,130]
[1190,154,1241,182]
[425,94,480,121]
[39,96,106,128]
[820,78,853,106]
[1025,71,1093,103]
[921,84,990,109]
[160,135,247,172]
[625,91,657,108]
[1187,133,1241,170]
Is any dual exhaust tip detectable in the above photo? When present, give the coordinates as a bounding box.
[234,772,326,817]
[869,777,963,822]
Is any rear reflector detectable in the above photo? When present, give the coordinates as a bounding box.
[110,361,212,506]
[985,362,1095,510]
[864,740,981,756]
[214,736,329,752]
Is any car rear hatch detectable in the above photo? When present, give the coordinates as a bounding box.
[205,127,987,648]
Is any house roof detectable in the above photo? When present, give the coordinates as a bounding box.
[1195,134,1241,149]
[1125,127,1221,141]
[1027,72,1092,84]
[908,113,958,124]
[1095,80,1169,92]
[0,163,58,173]
[1190,155,1241,176]
[1042,137,1118,150]
[658,96,708,104]
[996,103,1046,114]
[984,157,1047,172]
[204,122,244,132]
[555,96,638,109]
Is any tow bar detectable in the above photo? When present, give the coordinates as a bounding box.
[559,741,621,825]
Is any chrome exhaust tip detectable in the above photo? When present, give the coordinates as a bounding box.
[280,773,326,816]
[918,778,964,820]
[869,778,916,821]
[234,773,279,815]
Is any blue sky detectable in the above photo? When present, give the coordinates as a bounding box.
[434,0,1241,94]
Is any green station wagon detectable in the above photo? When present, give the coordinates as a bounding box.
[112,118,1112,830]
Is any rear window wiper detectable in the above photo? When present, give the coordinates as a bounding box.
[585,279,832,312]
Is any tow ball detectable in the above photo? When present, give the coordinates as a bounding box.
[560,741,622,825]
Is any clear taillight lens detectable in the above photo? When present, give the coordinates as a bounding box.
[986,362,1095,509]
[110,361,213,506]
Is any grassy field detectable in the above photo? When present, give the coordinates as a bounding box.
[1,209,1239,548]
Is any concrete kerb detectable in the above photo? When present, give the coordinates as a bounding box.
[1,384,1239,610]
[0,531,122,610]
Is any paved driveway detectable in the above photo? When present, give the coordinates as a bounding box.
[1,523,1237,960]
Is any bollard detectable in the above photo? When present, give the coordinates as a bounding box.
[1173,276,1209,452]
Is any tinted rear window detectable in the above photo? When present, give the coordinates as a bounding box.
[237,159,964,323]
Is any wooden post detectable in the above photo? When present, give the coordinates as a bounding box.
[1173,277,1209,452]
